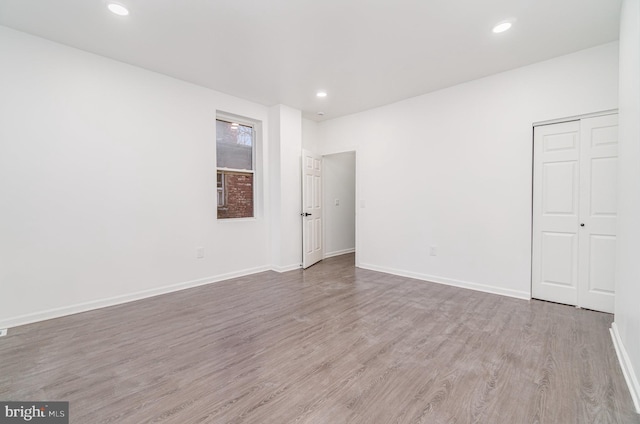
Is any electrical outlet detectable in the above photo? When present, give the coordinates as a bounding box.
[335,198,340,206]
[196,247,205,259]
[429,245,438,256]
[0,329,7,337]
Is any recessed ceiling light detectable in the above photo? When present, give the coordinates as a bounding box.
[492,21,513,33]
[316,91,327,98]
[108,3,129,16]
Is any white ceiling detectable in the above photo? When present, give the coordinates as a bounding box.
[0,0,622,121]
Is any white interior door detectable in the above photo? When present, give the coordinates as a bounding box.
[302,149,323,268]
[578,114,618,313]
[532,114,618,313]
[532,121,581,306]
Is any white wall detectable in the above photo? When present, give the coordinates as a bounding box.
[613,0,640,411]
[0,26,274,328]
[317,42,619,299]
[323,152,356,257]
[269,105,303,271]
[302,118,320,153]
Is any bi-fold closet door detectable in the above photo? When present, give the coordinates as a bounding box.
[532,114,618,313]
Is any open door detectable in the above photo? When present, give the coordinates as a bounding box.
[302,149,323,268]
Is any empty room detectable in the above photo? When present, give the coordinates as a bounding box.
[1,0,639,423]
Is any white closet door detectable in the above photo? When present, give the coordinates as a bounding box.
[532,114,618,313]
[532,121,581,306]
[578,114,618,313]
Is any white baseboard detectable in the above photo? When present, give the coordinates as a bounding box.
[0,265,272,329]
[271,263,302,273]
[324,248,355,259]
[610,323,640,413]
[357,263,531,300]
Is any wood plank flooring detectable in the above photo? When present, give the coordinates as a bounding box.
[1,254,638,423]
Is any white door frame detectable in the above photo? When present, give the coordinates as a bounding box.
[301,148,359,268]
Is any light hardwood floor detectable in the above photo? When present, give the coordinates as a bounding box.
[1,254,638,423]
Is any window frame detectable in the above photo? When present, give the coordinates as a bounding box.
[215,113,259,221]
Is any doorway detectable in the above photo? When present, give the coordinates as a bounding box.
[322,152,356,261]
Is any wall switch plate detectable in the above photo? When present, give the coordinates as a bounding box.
[0,329,7,337]
[335,198,340,206]
[360,200,366,208]
[429,246,438,256]
[196,247,205,259]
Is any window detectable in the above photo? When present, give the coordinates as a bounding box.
[216,173,225,207]
[216,118,255,219]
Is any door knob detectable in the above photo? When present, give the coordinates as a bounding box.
[580,223,585,227]
[301,212,312,217]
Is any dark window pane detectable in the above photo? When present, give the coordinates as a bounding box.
[216,120,253,170]
[217,172,253,219]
